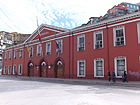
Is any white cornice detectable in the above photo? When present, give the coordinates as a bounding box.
[5,11,140,50]
[24,24,69,43]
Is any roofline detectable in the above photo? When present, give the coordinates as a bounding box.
[42,24,69,31]
[24,24,69,43]
[5,11,140,50]
[71,11,140,32]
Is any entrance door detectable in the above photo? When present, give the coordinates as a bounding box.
[54,61,64,78]
[28,62,34,76]
[39,61,47,77]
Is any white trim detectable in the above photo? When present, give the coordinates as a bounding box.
[12,14,138,48]
[114,56,127,78]
[93,31,104,49]
[41,61,46,66]
[13,50,17,59]
[57,61,63,65]
[77,35,85,51]
[46,42,51,55]
[108,18,140,28]
[29,62,34,67]
[3,66,6,74]
[5,12,140,50]
[24,23,68,43]
[13,65,16,75]
[29,46,33,58]
[113,26,126,46]
[18,64,22,75]
[19,49,23,58]
[36,44,42,56]
[30,27,62,42]
[137,22,140,43]
[94,58,104,77]
[8,65,11,74]
[77,60,86,77]
[72,11,140,32]
[9,50,12,59]
[56,39,63,54]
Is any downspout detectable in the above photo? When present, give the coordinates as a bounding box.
[23,44,25,76]
[72,31,74,78]
[68,30,71,78]
[106,23,110,77]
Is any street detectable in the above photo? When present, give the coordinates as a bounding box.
[0,77,140,105]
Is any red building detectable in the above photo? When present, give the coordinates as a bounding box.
[2,11,140,81]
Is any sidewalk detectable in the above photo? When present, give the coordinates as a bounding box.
[1,75,140,88]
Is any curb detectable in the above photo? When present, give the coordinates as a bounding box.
[1,75,140,88]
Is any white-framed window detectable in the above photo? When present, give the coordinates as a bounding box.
[46,42,51,55]
[94,58,104,77]
[3,66,6,74]
[77,60,86,77]
[137,22,140,43]
[9,51,12,60]
[94,31,103,49]
[8,65,11,74]
[29,46,33,57]
[18,64,22,75]
[37,44,42,56]
[13,49,17,59]
[13,65,16,75]
[56,40,62,54]
[19,49,23,58]
[77,35,85,51]
[113,26,126,46]
[4,51,7,60]
[114,56,127,78]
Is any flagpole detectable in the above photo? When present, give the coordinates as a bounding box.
[36,16,43,57]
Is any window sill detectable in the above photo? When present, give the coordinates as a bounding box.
[94,76,104,78]
[77,75,85,77]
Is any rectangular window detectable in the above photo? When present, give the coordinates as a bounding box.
[19,49,23,58]
[94,31,103,49]
[29,46,33,57]
[56,40,62,54]
[14,49,17,59]
[4,52,7,60]
[114,57,127,77]
[37,44,42,56]
[77,60,86,77]
[18,64,22,75]
[3,66,6,74]
[137,22,140,43]
[8,65,11,74]
[9,51,12,60]
[77,35,85,51]
[94,58,104,77]
[13,65,16,75]
[46,42,51,55]
[114,26,125,46]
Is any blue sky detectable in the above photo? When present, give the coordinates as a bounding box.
[0,0,139,33]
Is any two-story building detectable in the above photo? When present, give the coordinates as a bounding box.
[2,11,140,81]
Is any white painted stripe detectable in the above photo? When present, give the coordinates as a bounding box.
[108,18,140,28]
[5,15,140,50]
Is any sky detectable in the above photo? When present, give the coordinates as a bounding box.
[0,0,139,33]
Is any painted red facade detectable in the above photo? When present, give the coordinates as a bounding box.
[2,12,140,81]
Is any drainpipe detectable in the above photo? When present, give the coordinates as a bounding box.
[68,30,71,78]
[106,23,110,78]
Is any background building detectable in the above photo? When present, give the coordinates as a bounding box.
[0,31,30,74]
[84,2,140,26]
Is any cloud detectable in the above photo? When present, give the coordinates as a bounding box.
[0,0,139,33]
